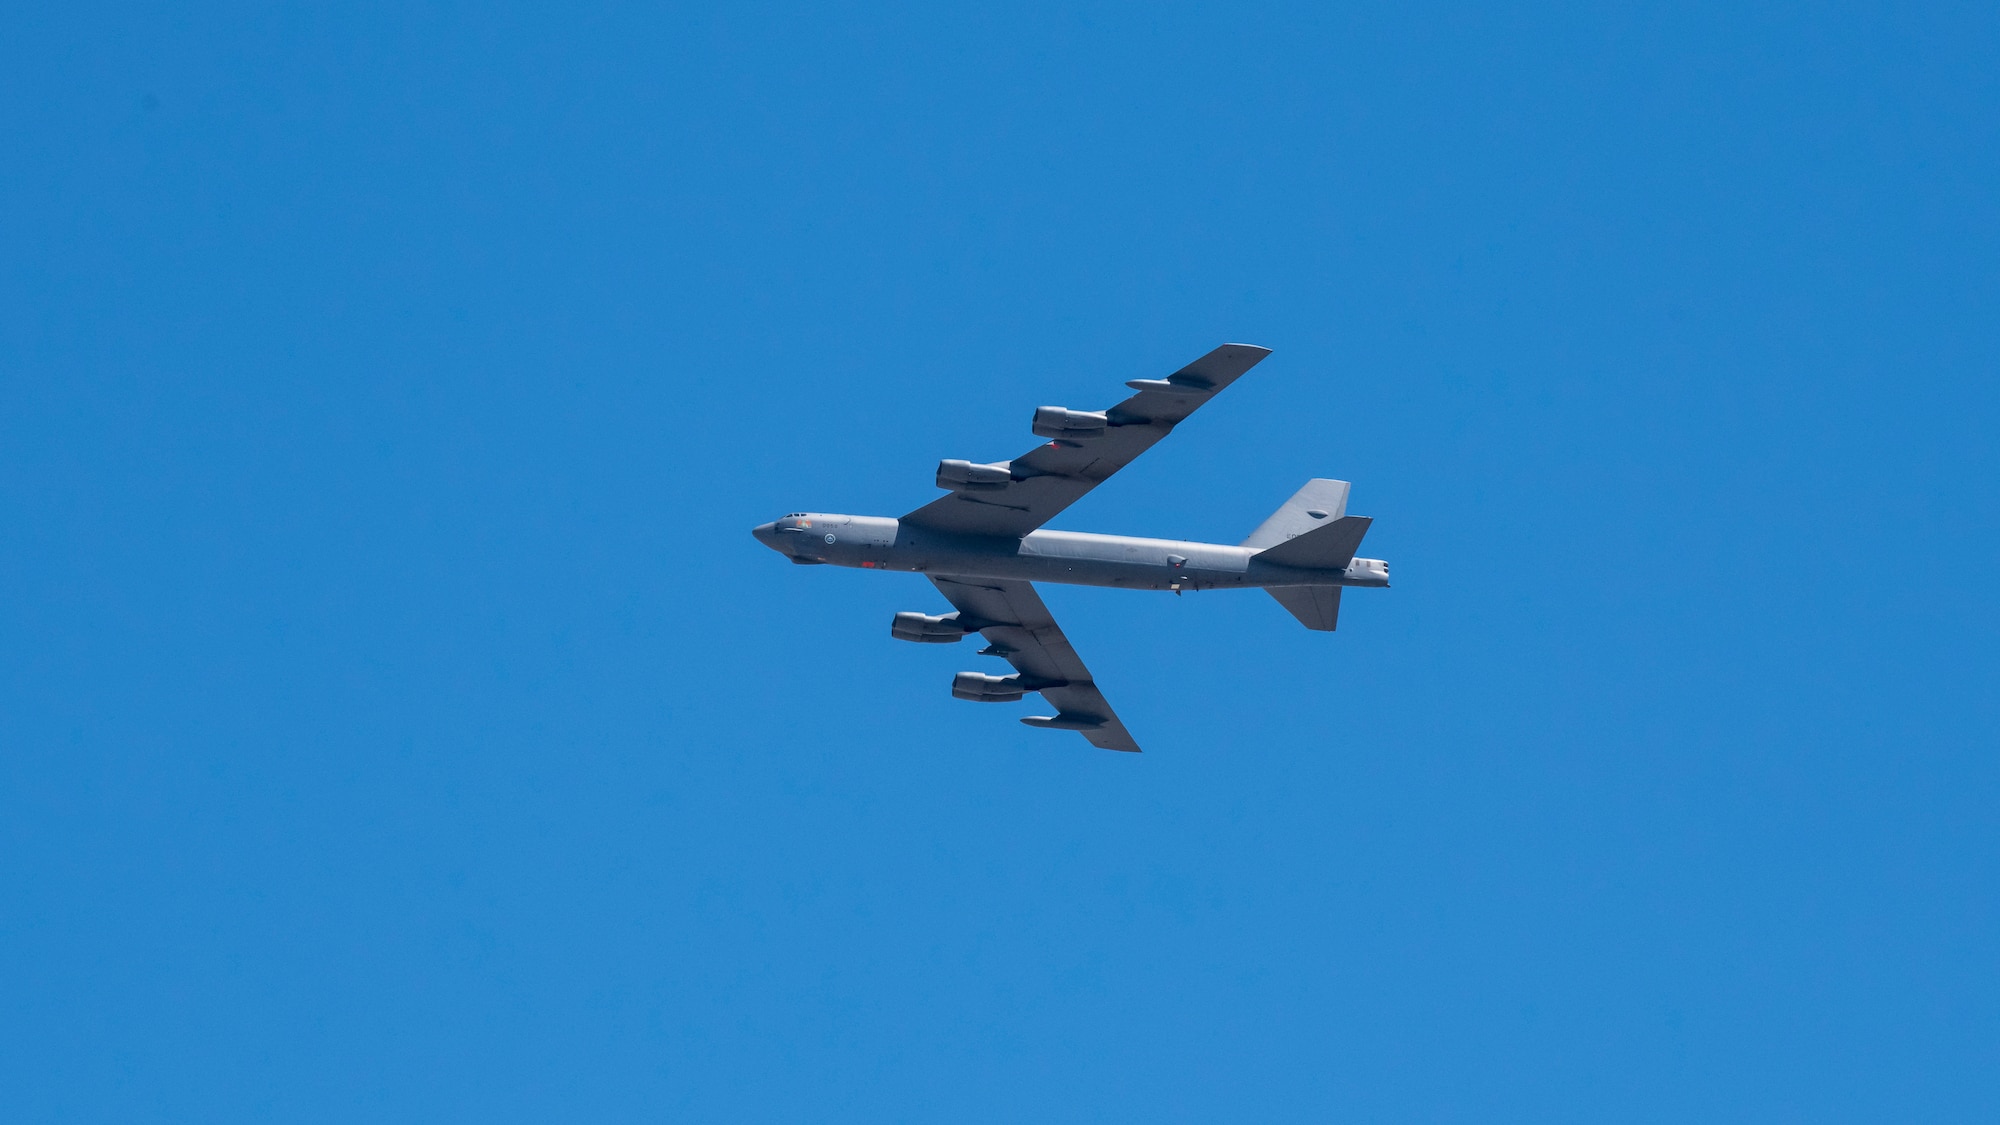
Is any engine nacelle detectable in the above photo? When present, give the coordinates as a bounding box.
[891,611,969,643]
[935,459,1013,491]
[952,671,1026,702]
[1031,406,1109,439]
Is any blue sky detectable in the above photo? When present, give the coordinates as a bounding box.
[4,3,1996,1120]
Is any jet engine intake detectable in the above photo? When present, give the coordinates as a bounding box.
[891,611,970,643]
[935,459,1013,491]
[1031,406,1109,439]
[952,671,1026,702]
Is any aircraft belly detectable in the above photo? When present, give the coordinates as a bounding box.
[837,523,1265,590]
[879,547,1245,590]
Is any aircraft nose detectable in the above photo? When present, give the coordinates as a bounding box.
[751,521,777,542]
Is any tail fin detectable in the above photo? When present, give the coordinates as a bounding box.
[1268,586,1342,631]
[1241,479,1350,550]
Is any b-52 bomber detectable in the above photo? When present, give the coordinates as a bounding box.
[752,343,1389,752]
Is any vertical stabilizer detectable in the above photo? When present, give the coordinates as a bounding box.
[1241,479,1350,549]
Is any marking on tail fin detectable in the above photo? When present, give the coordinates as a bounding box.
[1242,479,1350,549]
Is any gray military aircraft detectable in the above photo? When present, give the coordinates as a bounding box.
[752,343,1389,752]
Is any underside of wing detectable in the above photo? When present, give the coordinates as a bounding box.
[927,576,1140,752]
[901,343,1272,539]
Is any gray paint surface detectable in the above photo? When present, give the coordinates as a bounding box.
[752,344,1390,752]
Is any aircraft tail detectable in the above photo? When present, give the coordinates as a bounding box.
[1241,479,1350,550]
[1249,480,1373,630]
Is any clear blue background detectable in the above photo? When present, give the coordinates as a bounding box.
[4,3,1996,1120]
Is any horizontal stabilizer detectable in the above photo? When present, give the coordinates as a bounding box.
[1242,479,1350,549]
[1268,586,1342,631]
[1253,515,1372,569]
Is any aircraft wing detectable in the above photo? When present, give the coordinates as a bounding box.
[901,343,1272,539]
[929,575,1141,752]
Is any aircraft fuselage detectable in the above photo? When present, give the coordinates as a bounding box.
[752,513,1391,592]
